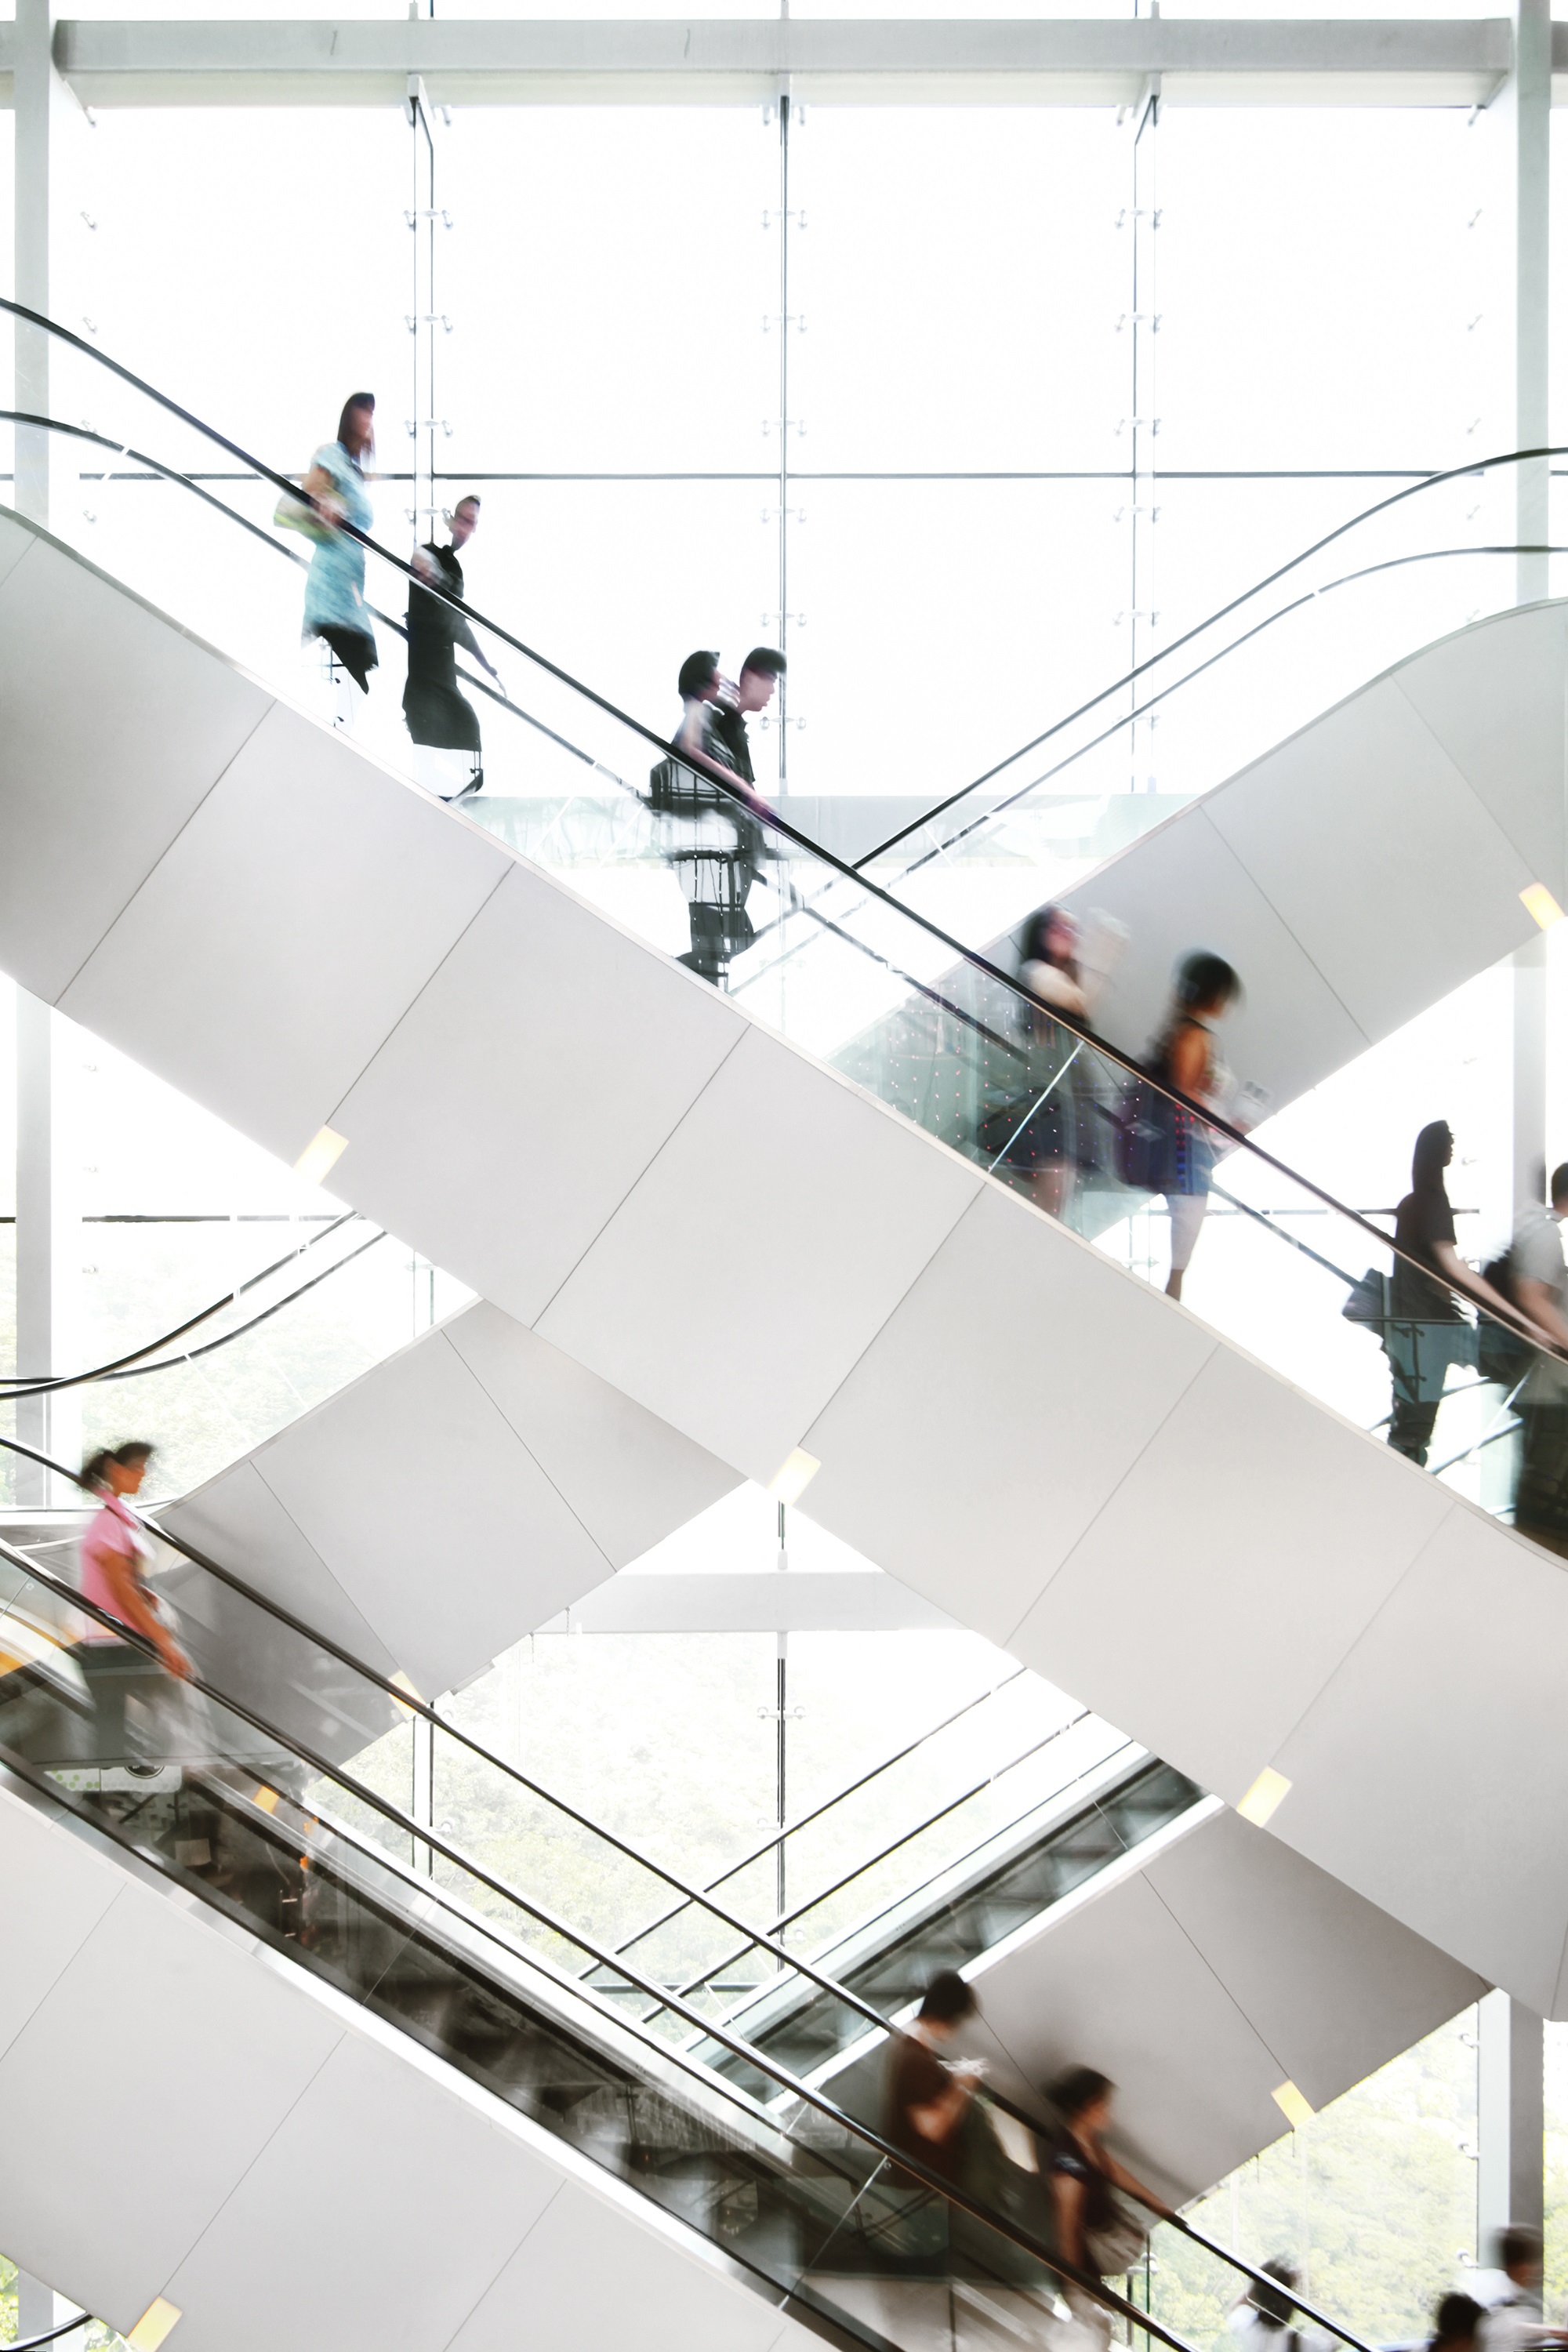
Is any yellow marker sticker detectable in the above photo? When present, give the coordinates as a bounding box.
[127,2299,182,2351]
[1272,2081,1316,2131]
[768,1448,821,1507]
[389,1668,423,1719]
[1520,884,1565,931]
[1236,1767,1292,1828]
[293,1125,349,1188]
[254,1784,281,1816]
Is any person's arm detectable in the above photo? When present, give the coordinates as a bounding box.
[1430,1240,1555,1342]
[1098,2146,1176,2223]
[1166,1022,1213,1106]
[1051,2168,1087,2270]
[94,1541,190,1679]
[301,459,346,528]
[1516,1273,1568,1352]
[906,2072,975,2148]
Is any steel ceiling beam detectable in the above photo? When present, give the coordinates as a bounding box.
[0,16,1539,111]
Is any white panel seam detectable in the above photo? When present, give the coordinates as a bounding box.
[151,2005,348,2303]
[240,1453,408,1673]
[792,1170,989,1454]
[420,1327,615,1581]
[431,2178,568,2350]
[999,1334,1222,1650]
[527,1022,753,1332]
[1139,1867,1296,2089]
[0,1798,118,2067]
[325,861,513,1135]
[1390,670,1551,892]
[1186,802,1368,1053]
[1260,1490,1460,1772]
[53,692,280,1007]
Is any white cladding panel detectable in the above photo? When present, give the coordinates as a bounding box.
[0,1788,821,2352]
[0,534,273,1005]
[331,861,746,1327]
[0,1795,120,2066]
[538,1024,984,1486]
[59,701,510,1165]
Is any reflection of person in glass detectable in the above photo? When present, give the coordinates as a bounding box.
[300,393,379,697]
[404,495,501,801]
[999,906,1120,1225]
[1385,1121,1521,1467]
[710,648,786,817]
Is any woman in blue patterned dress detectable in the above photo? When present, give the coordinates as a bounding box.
[301,393,378,691]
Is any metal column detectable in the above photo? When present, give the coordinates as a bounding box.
[1477,1988,1544,2256]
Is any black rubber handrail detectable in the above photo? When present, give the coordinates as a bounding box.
[0,1208,370,1396]
[7,2317,91,2349]
[0,1528,1199,2352]
[854,447,1568,870]
[5,303,1559,1377]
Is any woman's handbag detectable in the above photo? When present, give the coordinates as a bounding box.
[274,488,333,544]
[1085,2194,1148,2278]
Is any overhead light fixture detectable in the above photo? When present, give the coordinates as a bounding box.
[127,2300,182,2350]
[1236,1767,1292,1828]
[1272,2080,1315,2131]
[293,1125,349,1187]
[768,1448,821,1506]
[1520,884,1565,931]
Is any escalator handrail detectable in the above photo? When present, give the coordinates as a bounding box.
[0,1527,1203,2352]
[6,307,1559,1374]
[610,1693,1098,1969]
[852,450,1568,872]
[6,2316,92,2349]
[976,2080,1380,2352]
[0,408,617,783]
[0,1211,377,1397]
[0,1426,1103,2107]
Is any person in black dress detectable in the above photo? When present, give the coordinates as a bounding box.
[404,495,500,799]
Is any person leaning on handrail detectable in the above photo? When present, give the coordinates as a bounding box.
[1044,2066,1174,2352]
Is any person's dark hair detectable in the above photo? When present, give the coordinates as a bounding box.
[739,646,787,681]
[1049,2064,1114,2122]
[1498,2224,1543,2275]
[1549,1161,1568,1208]
[1174,950,1241,1014]
[1431,2292,1484,2348]
[1251,2259,1300,2329]
[678,648,720,702]
[337,393,376,461]
[1411,1120,1454,1192]
[82,1441,154,1490]
[1020,906,1078,981]
[916,1969,976,2025]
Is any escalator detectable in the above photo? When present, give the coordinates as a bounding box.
[3,303,1567,2020]
[0,1526,1388,2352]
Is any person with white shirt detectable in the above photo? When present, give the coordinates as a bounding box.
[1510,1167,1568,1557]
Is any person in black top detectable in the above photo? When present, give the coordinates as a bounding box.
[1044,2067,1171,2352]
[711,647,786,805]
[1386,1121,1520,1465]
[403,495,500,800]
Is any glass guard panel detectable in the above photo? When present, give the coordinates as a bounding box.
[4,307,1563,1552]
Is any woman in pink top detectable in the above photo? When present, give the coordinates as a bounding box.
[79,1442,189,1679]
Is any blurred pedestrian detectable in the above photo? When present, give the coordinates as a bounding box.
[884,1969,984,2192]
[1126,953,1243,1303]
[1045,2066,1172,2352]
[993,906,1124,1222]
[1506,1163,1568,1555]
[299,393,379,701]
[75,1441,189,1772]
[1479,2228,1548,2352]
[405,494,500,799]
[1385,1122,1522,1468]
[1431,2296,1486,2352]
[655,649,767,986]
[1229,2259,1307,2352]
[711,648,786,815]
